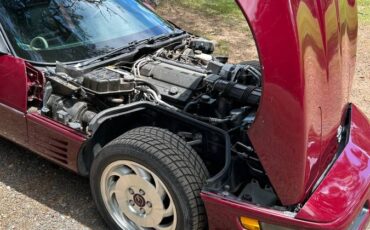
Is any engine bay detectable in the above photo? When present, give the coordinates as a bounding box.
[42,36,262,133]
[42,38,261,133]
[37,35,280,207]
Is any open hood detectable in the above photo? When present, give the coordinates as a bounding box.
[237,0,358,205]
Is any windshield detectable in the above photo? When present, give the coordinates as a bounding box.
[0,0,176,63]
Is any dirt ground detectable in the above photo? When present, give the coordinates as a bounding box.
[0,4,369,230]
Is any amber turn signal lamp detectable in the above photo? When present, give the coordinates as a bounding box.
[240,217,261,230]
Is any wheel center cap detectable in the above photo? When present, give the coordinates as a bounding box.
[113,174,165,227]
[133,194,146,207]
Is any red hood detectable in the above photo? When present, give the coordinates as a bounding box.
[237,0,358,205]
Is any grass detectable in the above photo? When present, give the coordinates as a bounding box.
[358,0,370,22]
[215,40,230,56]
[163,0,244,21]
[163,0,370,23]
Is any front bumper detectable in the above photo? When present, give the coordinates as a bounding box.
[202,105,370,230]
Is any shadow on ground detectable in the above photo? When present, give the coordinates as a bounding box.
[0,137,108,229]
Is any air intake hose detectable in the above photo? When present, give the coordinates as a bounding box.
[206,74,261,105]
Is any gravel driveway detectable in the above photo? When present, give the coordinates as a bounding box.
[0,138,108,229]
[0,6,369,230]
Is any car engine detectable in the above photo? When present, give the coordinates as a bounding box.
[41,36,262,134]
[37,36,275,206]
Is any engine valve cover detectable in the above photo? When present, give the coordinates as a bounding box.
[139,60,206,103]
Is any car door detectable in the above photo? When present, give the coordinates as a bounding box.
[0,33,28,146]
[0,27,85,172]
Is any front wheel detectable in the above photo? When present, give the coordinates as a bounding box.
[90,127,209,230]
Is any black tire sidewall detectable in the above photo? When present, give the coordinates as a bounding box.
[90,143,192,230]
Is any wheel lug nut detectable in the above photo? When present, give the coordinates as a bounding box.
[128,188,134,195]
[146,201,152,208]
[140,208,146,214]
[129,200,135,206]
[139,189,145,196]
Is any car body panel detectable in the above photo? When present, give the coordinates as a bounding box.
[0,103,27,146]
[202,105,370,230]
[237,0,358,205]
[0,55,28,145]
[0,54,85,172]
[296,104,370,224]
[0,55,28,112]
[26,113,86,172]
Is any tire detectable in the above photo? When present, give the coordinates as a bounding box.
[90,127,209,230]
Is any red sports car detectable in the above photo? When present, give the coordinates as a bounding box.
[0,0,369,229]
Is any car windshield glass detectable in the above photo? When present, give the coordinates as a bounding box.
[0,0,175,63]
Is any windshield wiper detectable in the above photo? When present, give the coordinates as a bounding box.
[76,30,185,68]
[144,30,185,44]
[76,43,137,68]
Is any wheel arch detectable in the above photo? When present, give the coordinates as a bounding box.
[77,102,232,183]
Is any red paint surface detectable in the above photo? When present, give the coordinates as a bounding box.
[0,55,28,112]
[237,0,358,205]
[26,113,86,172]
[202,105,370,230]
[0,55,28,145]
[296,105,370,224]
[0,103,27,146]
